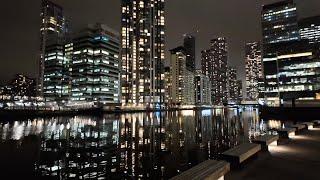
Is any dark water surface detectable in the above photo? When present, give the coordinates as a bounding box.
[0,107,263,179]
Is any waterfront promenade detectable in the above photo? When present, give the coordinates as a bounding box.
[227,126,320,180]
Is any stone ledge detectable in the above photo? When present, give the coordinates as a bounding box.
[221,143,261,164]
[252,135,279,151]
[290,124,305,131]
[170,160,230,180]
[276,128,296,139]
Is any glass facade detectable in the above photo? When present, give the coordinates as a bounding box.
[278,45,320,98]
[263,41,320,101]
[70,24,120,105]
[183,35,196,72]
[262,0,299,45]
[40,0,66,96]
[261,0,306,105]
[43,41,70,104]
[262,1,320,105]
[299,16,320,44]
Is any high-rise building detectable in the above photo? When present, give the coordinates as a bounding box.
[201,37,228,105]
[299,16,320,44]
[262,0,299,45]
[228,67,237,102]
[195,70,212,105]
[164,67,172,107]
[39,0,67,96]
[70,24,120,105]
[184,34,196,72]
[43,40,71,104]
[261,0,301,105]
[184,70,196,106]
[245,42,263,100]
[228,67,242,103]
[121,0,165,108]
[168,47,195,106]
[265,41,320,103]
[237,80,243,102]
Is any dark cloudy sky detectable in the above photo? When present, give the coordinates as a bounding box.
[1,0,320,85]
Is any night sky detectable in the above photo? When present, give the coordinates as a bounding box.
[1,0,320,85]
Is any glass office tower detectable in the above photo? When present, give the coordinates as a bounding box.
[276,42,320,100]
[262,0,301,105]
[299,16,320,44]
[184,34,196,72]
[43,40,70,104]
[262,0,299,45]
[70,24,120,105]
[40,0,66,96]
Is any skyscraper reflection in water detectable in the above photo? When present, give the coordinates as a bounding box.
[0,108,262,179]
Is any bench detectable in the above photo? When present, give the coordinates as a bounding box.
[299,122,314,129]
[221,143,261,167]
[276,128,296,139]
[252,135,279,151]
[170,160,230,180]
[290,124,305,131]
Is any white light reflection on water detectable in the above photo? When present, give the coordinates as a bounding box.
[0,116,110,141]
[201,109,211,117]
[0,108,267,179]
[241,107,263,140]
[1,123,9,140]
[268,120,282,129]
[12,121,25,140]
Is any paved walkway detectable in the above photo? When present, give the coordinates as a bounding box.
[226,126,320,180]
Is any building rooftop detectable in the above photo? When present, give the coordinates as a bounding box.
[262,0,295,10]
[170,46,186,54]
